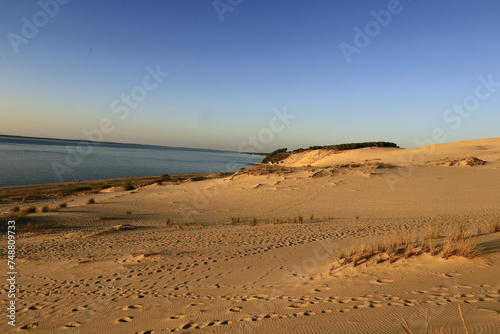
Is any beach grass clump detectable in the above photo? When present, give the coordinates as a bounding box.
[442,235,480,260]
[271,218,282,224]
[22,221,64,234]
[122,180,136,191]
[449,220,470,241]
[335,226,481,269]
[423,224,440,240]
[86,198,95,205]
[41,205,50,212]
[297,215,303,224]
[161,174,171,181]
[126,210,132,215]
[23,222,45,233]
[75,186,92,192]
[248,218,257,227]
[489,217,500,233]
[230,217,240,225]
[22,206,37,215]
[165,219,172,226]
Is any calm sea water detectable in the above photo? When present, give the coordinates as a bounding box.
[0,136,262,188]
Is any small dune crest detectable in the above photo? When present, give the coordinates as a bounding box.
[92,224,138,236]
[426,156,486,167]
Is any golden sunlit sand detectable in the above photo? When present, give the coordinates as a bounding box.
[1,137,500,333]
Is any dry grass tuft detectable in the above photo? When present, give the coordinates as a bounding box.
[22,221,64,233]
[448,220,469,241]
[22,206,37,215]
[335,222,482,270]
[489,218,500,233]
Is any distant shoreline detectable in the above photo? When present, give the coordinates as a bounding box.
[0,134,240,154]
[0,171,243,200]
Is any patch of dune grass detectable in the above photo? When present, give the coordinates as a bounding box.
[21,206,37,215]
[122,180,136,191]
[448,220,469,241]
[489,217,500,233]
[22,221,65,234]
[334,223,482,269]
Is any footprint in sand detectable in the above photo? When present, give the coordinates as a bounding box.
[123,305,143,310]
[135,331,155,334]
[371,279,394,284]
[287,303,308,309]
[486,293,500,297]
[169,314,186,320]
[351,297,369,301]
[464,299,480,304]
[64,322,81,328]
[117,317,134,323]
[71,305,87,312]
[27,305,43,310]
[292,311,315,317]
[228,307,242,312]
[442,273,461,278]
[412,290,429,294]
[179,322,197,330]
[353,304,369,309]
[20,323,39,329]
[254,294,269,299]
[369,303,383,308]
[206,320,232,327]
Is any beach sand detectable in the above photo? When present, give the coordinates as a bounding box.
[1,137,499,333]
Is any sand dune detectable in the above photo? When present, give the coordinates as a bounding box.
[282,137,500,168]
[1,138,499,333]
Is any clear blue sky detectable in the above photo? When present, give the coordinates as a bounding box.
[1,0,499,151]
